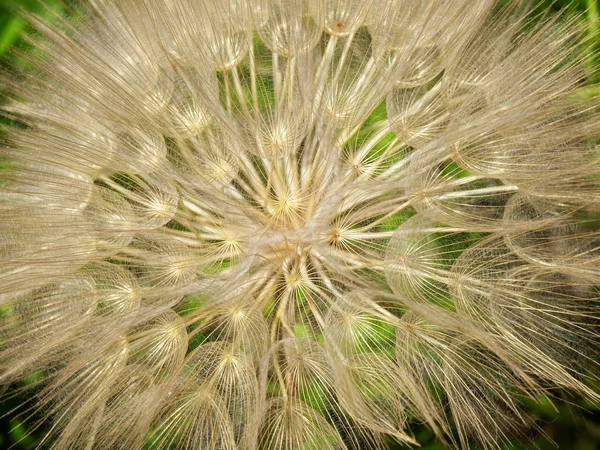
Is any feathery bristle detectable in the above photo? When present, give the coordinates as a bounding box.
[1,1,599,449]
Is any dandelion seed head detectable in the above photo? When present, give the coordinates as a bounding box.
[1,0,599,449]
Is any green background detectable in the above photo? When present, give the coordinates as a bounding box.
[0,0,598,449]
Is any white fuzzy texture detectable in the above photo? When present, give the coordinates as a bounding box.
[1,1,599,449]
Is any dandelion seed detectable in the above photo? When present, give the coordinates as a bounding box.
[0,0,599,449]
